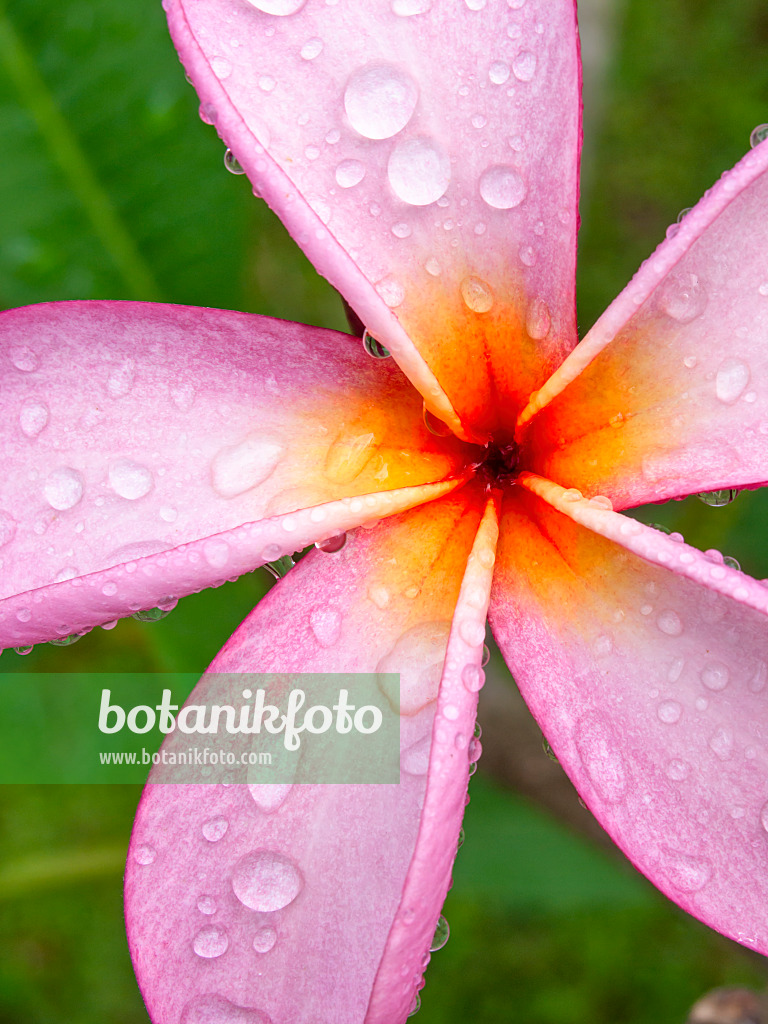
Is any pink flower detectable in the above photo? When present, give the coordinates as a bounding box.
[2,1,768,1021]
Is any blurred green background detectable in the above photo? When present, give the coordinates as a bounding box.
[1,0,768,1021]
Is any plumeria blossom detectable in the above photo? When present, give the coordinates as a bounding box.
[2,0,768,1021]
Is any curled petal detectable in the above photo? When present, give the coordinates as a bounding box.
[0,301,468,647]
[166,0,581,439]
[490,472,768,953]
[126,488,498,1024]
[521,141,768,505]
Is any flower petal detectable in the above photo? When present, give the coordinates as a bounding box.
[521,141,768,506]
[125,487,498,1024]
[489,472,768,953]
[165,0,581,439]
[0,301,469,647]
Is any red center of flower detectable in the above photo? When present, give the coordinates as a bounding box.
[475,439,520,487]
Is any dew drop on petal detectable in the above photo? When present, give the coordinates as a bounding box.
[10,345,39,372]
[248,784,292,813]
[211,56,232,80]
[245,0,307,13]
[335,158,366,188]
[461,663,485,692]
[657,272,707,323]
[700,661,729,691]
[430,914,450,951]
[488,60,510,84]
[344,63,418,140]
[750,123,768,148]
[253,926,278,953]
[658,848,712,893]
[300,37,323,60]
[232,850,304,912]
[0,511,18,548]
[309,605,343,647]
[363,330,390,358]
[204,538,230,569]
[526,298,551,339]
[388,137,451,206]
[697,489,738,507]
[180,994,271,1024]
[391,0,432,12]
[377,621,450,714]
[656,610,683,636]
[109,459,153,500]
[44,467,84,511]
[315,533,347,554]
[656,700,682,724]
[715,358,750,404]
[574,715,628,803]
[211,438,284,497]
[460,276,494,313]
[193,925,229,959]
[666,758,690,782]
[512,50,537,81]
[133,844,156,865]
[19,400,49,438]
[224,148,246,174]
[202,815,229,842]
[709,727,734,761]
[375,276,405,307]
[197,895,217,915]
[478,165,526,209]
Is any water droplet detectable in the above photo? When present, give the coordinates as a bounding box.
[44,467,84,511]
[363,330,390,358]
[656,700,682,724]
[479,164,526,209]
[391,0,432,13]
[375,276,405,308]
[335,158,366,188]
[715,358,750,404]
[197,895,217,915]
[388,136,451,206]
[300,37,323,60]
[253,926,278,952]
[488,60,510,84]
[193,925,229,959]
[211,437,284,497]
[377,621,451,714]
[525,298,551,340]
[460,276,494,313]
[391,221,412,239]
[19,400,49,438]
[232,850,304,911]
[14,645,34,656]
[199,102,217,125]
[401,735,431,775]
[211,56,232,80]
[248,784,292,813]
[697,489,738,507]
[0,510,18,548]
[659,848,712,892]
[709,727,734,760]
[48,632,84,647]
[658,272,707,323]
[264,555,295,580]
[344,62,418,140]
[10,345,39,372]
[666,758,690,781]
[656,610,683,637]
[309,605,343,647]
[750,123,768,148]
[407,992,422,1018]
[512,50,537,81]
[459,617,486,647]
[461,663,485,692]
[430,914,450,951]
[760,800,768,832]
[180,994,270,1024]
[749,661,767,694]
[132,605,173,622]
[574,716,627,803]
[202,815,229,842]
[133,844,156,865]
[224,148,246,173]
[203,538,230,569]
[700,661,729,691]
[106,358,135,397]
[109,459,153,500]
[423,405,452,436]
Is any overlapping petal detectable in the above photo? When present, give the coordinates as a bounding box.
[521,141,768,507]
[166,0,581,440]
[126,486,497,1024]
[0,301,470,647]
[489,473,768,951]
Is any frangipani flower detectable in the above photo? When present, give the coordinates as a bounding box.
[2,2,768,1022]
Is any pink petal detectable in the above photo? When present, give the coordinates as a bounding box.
[126,488,498,1024]
[521,140,768,506]
[489,471,768,953]
[0,301,469,647]
[165,0,581,439]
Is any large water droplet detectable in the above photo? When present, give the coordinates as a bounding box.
[512,50,537,81]
[461,663,485,692]
[344,63,418,140]
[202,815,229,842]
[430,914,450,951]
[248,784,292,813]
[715,358,750,404]
[253,925,278,953]
[335,158,366,188]
[375,276,405,307]
[315,533,347,554]
[300,37,323,60]
[197,894,217,915]
[526,298,551,340]
[181,994,270,1024]
[659,848,712,893]
[574,716,628,803]
[460,276,494,313]
[657,272,707,323]
[224,148,246,174]
[488,60,510,84]
[656,610,683,637]
[133,844,157,865]
[232,850,304,912]
[697,488,738,507]
[700,661,729,691]
[377,621,450,714]
[211,437,284,497]
[211,56,232,80]
[656,700,682,724]
[309,605,342,647]
[388,137,451,206]
[19,400,49,438]
[44,467,84,511]
[9,345,39,372]
[325,431,376,484]
[363,330,390,359]
[109,459,153,500]
[193,925,229,959]
[0,510,18,548]
[478,165,527,209]
[750,123,768,148]
[264,554,295,580]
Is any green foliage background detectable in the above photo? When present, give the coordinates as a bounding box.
[0,0,767,1021]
